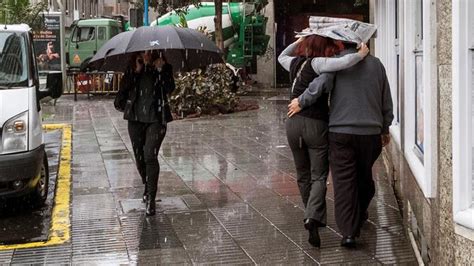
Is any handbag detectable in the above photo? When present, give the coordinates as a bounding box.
[114,72,133,112]
[291,59,309,94]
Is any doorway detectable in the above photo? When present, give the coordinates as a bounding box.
[274,0,370,86]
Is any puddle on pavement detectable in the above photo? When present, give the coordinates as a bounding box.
[0,130,61,245]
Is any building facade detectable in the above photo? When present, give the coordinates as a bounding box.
[373,0,474,264]
[43,0,130,27]
[254,0,370,86]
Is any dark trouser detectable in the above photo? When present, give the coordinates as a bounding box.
[128,121,167,201]
[286,115,329,226]
[329,132,382,237]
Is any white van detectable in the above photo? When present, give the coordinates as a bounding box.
[0,24,62,206]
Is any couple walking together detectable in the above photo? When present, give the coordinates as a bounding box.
[278,31,393,247]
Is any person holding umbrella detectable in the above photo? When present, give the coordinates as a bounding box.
[92,26,223,216]
[115,50,175,216]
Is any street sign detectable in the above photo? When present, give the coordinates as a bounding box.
[33,12,63,73]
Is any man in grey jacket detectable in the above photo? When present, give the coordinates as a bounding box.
[288,44,394,247]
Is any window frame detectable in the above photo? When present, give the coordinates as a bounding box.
[98,26,106,41]
[72,26,96,43]
[402,0,438,198]
[374,0,402,148]
[453,0,474,230]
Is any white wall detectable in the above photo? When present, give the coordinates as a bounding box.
[253,0,276,87]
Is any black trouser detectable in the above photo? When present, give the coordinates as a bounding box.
[128,121,167,201]
[329,132,382,237]
[286,115,329,227]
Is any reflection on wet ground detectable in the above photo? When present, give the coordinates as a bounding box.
[0,96,417,264]
[0,130,61,245]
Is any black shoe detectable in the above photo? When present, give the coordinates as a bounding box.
[341,236,356,248]
[304,218,314,231]
[304,219,321,248]
[145,199,156,216]
[142,186,148,203]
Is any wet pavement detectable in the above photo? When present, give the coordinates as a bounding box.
[0,130,61,245]
[0,95,417,264]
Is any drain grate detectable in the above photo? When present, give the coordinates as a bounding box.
[120,197,189,214]
[181,194,204,209]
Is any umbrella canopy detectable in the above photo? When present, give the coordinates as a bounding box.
[88,26,224,72]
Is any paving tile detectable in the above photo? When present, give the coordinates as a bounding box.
[211,203,316,264]
[0,250,13,264]
[1,95,416,264]
[168,211,254,264]
[11,245,72,264]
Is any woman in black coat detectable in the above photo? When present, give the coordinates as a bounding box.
[115,51,175,216]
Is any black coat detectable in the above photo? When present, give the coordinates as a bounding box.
[115,63,175,123]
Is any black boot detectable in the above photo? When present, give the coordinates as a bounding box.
[304,219,321,248]
[142,186,148,203]
[341,236,357,248]
[145,198,156,216]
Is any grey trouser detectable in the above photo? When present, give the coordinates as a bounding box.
[286,115,329,226]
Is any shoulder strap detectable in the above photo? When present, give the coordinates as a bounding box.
[291,59,309,93]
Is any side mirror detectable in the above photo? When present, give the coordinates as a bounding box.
[39,71,63,99]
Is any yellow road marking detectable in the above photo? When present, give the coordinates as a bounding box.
[0,124,72,250]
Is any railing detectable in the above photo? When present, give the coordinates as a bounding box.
[65,71,123,101]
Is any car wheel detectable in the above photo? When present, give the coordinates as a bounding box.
[31,152,49,207]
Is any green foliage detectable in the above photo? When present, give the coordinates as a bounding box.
[0,0,47,31]
[170,64,239,117]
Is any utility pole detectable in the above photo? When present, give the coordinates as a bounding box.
[144,0,149,26]
[56,0,66,91]
[214,0,224,50]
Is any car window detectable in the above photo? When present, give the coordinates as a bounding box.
[73,27,95,42]
[98,27,106,40]
[110,26,119,38]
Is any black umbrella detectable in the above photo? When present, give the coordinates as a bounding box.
[88,26,224,72]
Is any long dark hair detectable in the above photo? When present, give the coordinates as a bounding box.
[127,52,141,72]
[150,50,168,64]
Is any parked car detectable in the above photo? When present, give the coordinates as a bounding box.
[0,24,62,206]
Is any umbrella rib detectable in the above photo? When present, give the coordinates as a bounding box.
[172,26,186,50]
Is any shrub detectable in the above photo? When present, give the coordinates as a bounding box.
[170,64,239,118]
